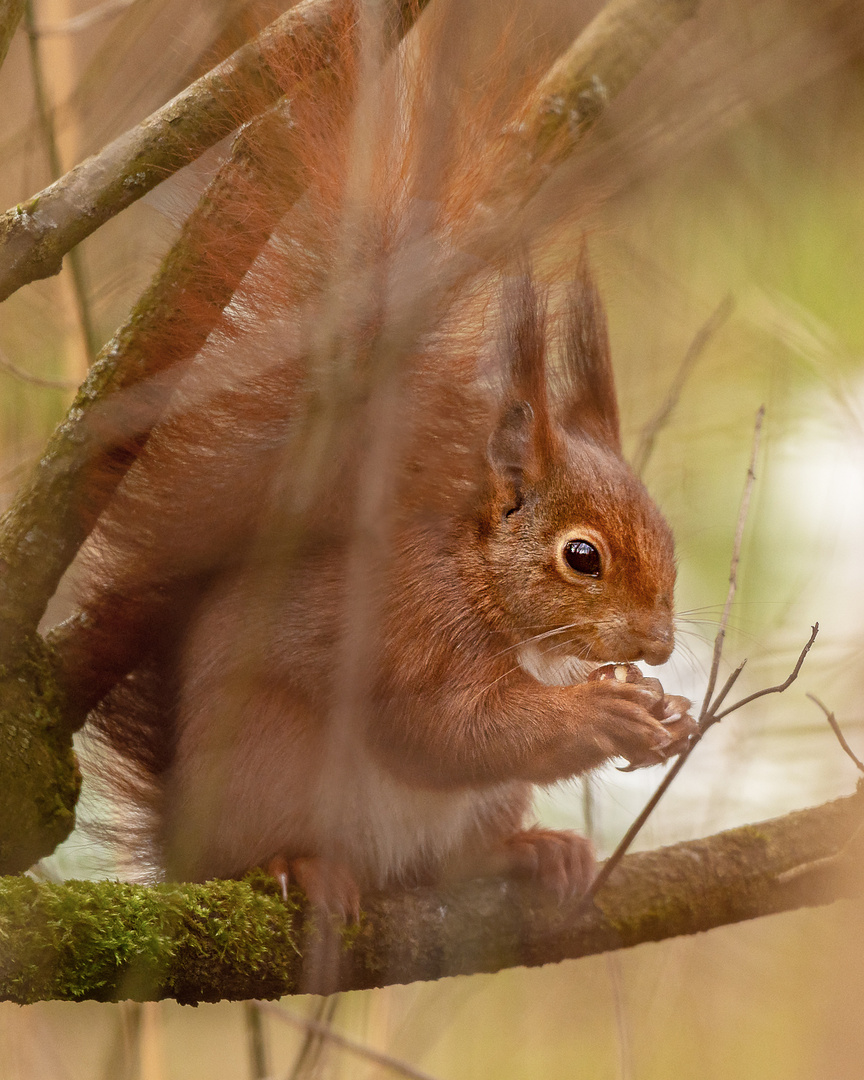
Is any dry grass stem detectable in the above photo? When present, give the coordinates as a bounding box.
[35,0,136,36]
[0,348,79,389]
[633,294,734,476]
[23,0,98,364]
[258,1001,442,1080]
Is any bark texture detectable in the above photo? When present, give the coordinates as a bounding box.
[1,790,860,1004]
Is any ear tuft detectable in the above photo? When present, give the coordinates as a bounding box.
[560,249,621,453]
[489,270,554,492]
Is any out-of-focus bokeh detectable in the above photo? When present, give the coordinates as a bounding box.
[1,0,863,1076]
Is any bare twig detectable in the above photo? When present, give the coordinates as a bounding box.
[703,659,746,721]
[709,624,818,722]
[581,625,819,906]
[580,408,820,907]
[633,295,734,476]
[258,1001,442,1080]
[0,348,79,389]
[808,694,864,774]
[698,405,765,717]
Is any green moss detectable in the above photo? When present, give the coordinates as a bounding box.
[0,876,304,1004]
[0,634,79,874]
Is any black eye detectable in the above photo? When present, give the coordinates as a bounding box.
[563,539,601,577]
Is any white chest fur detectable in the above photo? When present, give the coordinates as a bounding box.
[516,641,593,686]
[309,745,516,888]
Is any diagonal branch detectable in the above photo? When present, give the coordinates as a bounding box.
[0,0,24,72]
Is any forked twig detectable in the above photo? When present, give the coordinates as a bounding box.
[808,694,864,774]
[582,407,820,907]
[633,295,734,477]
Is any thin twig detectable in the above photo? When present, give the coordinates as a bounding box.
[257,1001,441,1080]
[709,624,818,722]
[698,405,765,718]
[0,348,79,389]
[23,0,99,363]
[808,694,864,774]
[633,295,734,476]
[582,407,809,907]
[581,748,693,904]
[699,659,746,727]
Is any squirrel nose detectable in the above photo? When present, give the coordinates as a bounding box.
[640,637,673,666]
[639,625,674,666]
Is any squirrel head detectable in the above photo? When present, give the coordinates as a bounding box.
[477,260,676,667]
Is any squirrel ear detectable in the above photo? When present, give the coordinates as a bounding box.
[487,400,536,489]
[487,272,553,492]
[560,250,622,454]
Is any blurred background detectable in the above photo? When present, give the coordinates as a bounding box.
[1,0,863,1076]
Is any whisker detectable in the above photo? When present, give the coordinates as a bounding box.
[488,621,586,662]
[466,663,524,707]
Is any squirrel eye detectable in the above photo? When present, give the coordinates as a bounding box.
[563,539,602,577]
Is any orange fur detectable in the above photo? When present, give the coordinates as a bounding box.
[60,4,696,904]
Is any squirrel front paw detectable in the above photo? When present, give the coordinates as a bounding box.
[589,663,698,767]
[578,668,697,770]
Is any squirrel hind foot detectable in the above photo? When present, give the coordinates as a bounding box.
[266,854,362,922]
[497,827,595,901]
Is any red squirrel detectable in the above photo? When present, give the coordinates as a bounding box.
[56,8,697,916]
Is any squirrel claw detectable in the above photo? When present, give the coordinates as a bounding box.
[499,827,595,899]
[267,854,362,922]
[266,855,292,902]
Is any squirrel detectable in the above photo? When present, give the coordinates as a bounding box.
[52,4,697,917]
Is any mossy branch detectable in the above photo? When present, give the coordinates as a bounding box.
[1,791,861,1004]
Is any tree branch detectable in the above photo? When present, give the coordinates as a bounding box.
[0,0,424,302]
[0,0,23,72]
[1,790,860,1004]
